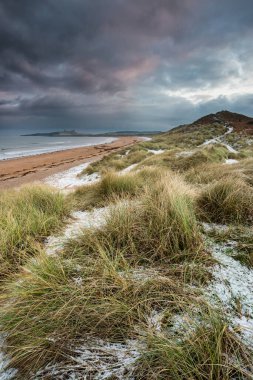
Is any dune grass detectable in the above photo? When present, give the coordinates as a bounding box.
[71,167,166,210]
[0,185,69,277]
[197,177,253,224]
[71,170,143,210]
[0,248,194,373]
[135,311,252,380]
[82,148,151,175]
[66,173,203,265]
[185,157,253,186]
[0,123,252,378]
[139,144,230,173]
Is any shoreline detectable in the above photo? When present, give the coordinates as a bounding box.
[0,136,140,190]
[0,137,116,162]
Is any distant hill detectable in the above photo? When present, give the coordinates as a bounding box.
[168,110,253,135]
[193,110,253,134]
[21,130,160,137]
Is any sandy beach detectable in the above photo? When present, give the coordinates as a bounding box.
[0,136,139,190]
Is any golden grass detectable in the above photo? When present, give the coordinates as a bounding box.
[0,185,70,277]
[66,173,203,265]
[0,249,195,373]
[197,177,253,224]
[135,310,252,380]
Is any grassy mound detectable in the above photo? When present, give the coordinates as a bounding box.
[71,170,143,210]
[71,168,166,210]
[185,157,253,186]
[197,177,253,224]
[83,148,151,175]
[135,312,252,380]
[141,144,230,173]
[66,174,203,264]
[0,251,190,373]
[0,185,69,276]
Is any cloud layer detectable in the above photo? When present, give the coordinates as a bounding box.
[0,0,253,132]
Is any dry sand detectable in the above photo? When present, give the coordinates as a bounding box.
[0,137,139,190]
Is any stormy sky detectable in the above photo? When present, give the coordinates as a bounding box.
[0,0,253,133]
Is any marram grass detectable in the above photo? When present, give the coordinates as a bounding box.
[0,184,70,277]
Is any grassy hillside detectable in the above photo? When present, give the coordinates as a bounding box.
[0,113,253,379]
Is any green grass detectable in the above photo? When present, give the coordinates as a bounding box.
[139,144,230,173]
[70,167,167,210]
[197,177,253,224]
[0,249,194,373]
[0,122,252,378]
[82,148,151,175]
[70,170,144,210]
[65,173,203,265]
[0,185,70,277]
[135,311,252,380]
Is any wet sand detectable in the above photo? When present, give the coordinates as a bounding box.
[0,137,139,190]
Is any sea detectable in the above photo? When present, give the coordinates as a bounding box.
[0,133,116,161]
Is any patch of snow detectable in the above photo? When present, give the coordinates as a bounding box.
[45,208,108,255]
[121,163,138,173]
[205,242,253,349]
[225,159,239,165]
[34,338,143,380]
[176,151,194,158]
[0,336,17,380]
[202,222,229,234]
[222,143,238,154]
[147,310,163,332]
[224,126,234,135]
[44,162,100,192]
[199,125,238,154]
[201,138,219,146]
[147,149,165,155]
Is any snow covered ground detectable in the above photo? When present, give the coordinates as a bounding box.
[205,241,253,349]
[225,158,239,164]
[45,208,108,255]
[34,338,143,380]
[0,336,17,380]
[200,124,238,154]
[44,162,100,192]
[147,149,165,155]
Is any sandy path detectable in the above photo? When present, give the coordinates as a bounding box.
[0,137,139,190]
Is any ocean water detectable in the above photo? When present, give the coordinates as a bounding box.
[0,135,116,161]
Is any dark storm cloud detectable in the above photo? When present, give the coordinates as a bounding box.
[0,0,253,131]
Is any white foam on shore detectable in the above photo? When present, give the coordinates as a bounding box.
[0,137,116,161]
[44,162,100,191]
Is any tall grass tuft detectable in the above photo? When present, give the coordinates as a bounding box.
[67,173,203,264]
[135,311,252,380]
[0,250,189,373]
[197,177,253,224]
[0,185,69,276]
[71,170,143,210]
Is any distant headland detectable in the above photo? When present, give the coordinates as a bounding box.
[21,129,160,137]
